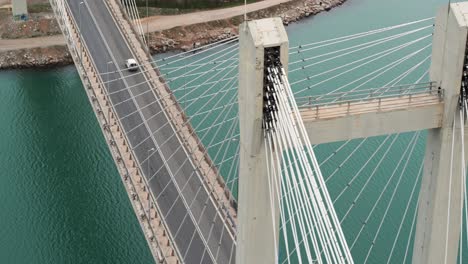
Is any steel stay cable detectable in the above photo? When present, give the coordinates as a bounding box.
[273,69,337,257]
[127,95,236,154]
[115,49,238,104]
[102,45,238,99]
[383,55,431,89]
[363,132,421,263]
[271,84,315,263]
[162,45,238,77]
[114,66,238,145]
[291,35,431,95]
[335,135,392,211]
[293,36,432,95]
[290,24,432,59]
[272,79,328,262]
[206,118,240,212]
[280,138,366,229]
[156,36,239,64]
[142,99,239,231]
[133,78,238,166]
[278,139,353,189]
[108,69,235,114]
[128,0,144,41]
[281,138,368,228]
[98,38,239,81]
[295,81,433,107]
[96,34,238,78]
[289,25,433,68]
[129,0,146,44]
[279,135,390,264]
[444,116,457,264]
[160,58,238,71]
[387,157,424,264]
[105,74,236,106]
[194,113,238,263]
[274,94,341,263]
[305,43,432,107]
[98,1,220,260]
[289,17,434,51]
[272,123,310,264]
[462,102,468,263]
[144,89,238,186]
[97,17,433,81]
[100,74,236,142]
[281,76,354,263]
[114,70,237,134]
[278,72,336,261]
[67,1,172,262]
[127,96,237,144]
[283,132,405,263]
[225,146,240,193]
[289,30,430,77]
[273,92,328,263]
[124,0,141,41]
[349,132,418,249]
[326,138,368,183]
[266,130,293,263]
[279,68,354,262]
[143,94,239,254]
[403,197,420,263]
[264,130,280,262]
[272,71,344,263]
[114,66,239,256]
[98,50,238,109]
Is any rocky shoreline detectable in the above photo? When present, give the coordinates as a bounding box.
[0,0,347,70]
[0,45,72,69]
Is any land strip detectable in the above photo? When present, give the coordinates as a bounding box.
[0,0,347,69]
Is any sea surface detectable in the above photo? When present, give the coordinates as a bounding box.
[0,0,464,263]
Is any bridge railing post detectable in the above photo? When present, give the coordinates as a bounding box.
[236,18,288,264]
[413,3,468,264]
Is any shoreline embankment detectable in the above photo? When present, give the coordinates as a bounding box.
[0,0,347,69]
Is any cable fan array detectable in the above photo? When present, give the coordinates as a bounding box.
[262,47,353,264]
[121,0,147,45]
[77,11,468,262]
[460,40,468,117]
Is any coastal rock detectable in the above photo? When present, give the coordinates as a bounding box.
[0,45,73,70]
[0,0,348,69]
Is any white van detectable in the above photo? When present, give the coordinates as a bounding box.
[125,58,138,71]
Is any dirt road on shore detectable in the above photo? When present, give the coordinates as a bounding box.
[141,0,293,32]
[0,35,64,51]
[1,0,293,51]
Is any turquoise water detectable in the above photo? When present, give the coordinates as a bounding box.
[0,0,464,263]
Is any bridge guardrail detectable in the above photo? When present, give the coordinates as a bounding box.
[49,1,178,263]
[296,81,441,108]
[299,91,443,120]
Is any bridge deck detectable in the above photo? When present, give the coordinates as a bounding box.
[61,0,236,263]
[300,92,442,120]
[299,92,444,144]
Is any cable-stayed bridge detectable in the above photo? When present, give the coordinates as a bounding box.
[48,0,468,263]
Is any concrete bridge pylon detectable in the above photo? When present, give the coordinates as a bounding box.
[413,3,468,264]
[236,18,288,264]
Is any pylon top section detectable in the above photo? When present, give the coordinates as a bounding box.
[430,3,468,126]
[451,3,468,26]
[243,18,288,48]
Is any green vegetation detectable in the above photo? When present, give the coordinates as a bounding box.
[24,0,261,17]
[134,0,261,10]
[136,7,189,17]
[28,3,53,13]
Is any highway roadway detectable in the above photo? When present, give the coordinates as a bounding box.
[65,1,235,263]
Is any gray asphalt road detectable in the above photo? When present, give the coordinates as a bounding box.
[65,1,235,263]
